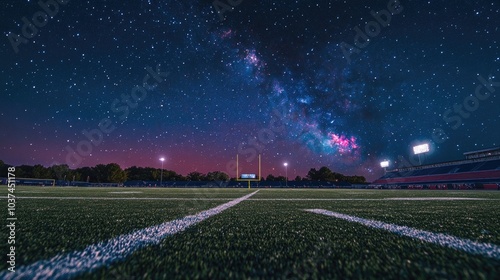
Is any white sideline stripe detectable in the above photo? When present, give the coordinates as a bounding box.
[384,197,487,201]
[0,191,258,280]
[305,209,500,260]
[4,196,235,201]
[248,197,493,201]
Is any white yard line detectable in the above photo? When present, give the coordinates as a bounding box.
[305,209,500,260]
[107,191,143,194]
[0,191,258,279]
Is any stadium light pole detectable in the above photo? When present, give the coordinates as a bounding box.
[284,162,288,187]
[380,160,390,174]
[159,157,165,187]
[413,143,429,166]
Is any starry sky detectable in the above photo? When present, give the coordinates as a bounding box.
[1,0,499,181]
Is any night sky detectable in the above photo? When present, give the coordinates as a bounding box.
[1,0,499,181]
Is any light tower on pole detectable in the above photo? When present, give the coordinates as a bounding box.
[284,162,288,187]
[159,157,165,186]
[380,160,390,174]
[413,143,429,165]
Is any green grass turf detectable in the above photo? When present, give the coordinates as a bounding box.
[10,186,251,198]
[0,186,251,270]
[318,200,500,245]
[253,188,500,199]
[86,198,500,279]
[1,187,499,278]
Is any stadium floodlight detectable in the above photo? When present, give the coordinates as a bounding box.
[283,162,288,187]
[413,143,429,165]
[380,160,390,174]
[159,157,165,186]
[413,143,430,155]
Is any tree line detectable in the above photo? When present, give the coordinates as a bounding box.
[0,160,366,184]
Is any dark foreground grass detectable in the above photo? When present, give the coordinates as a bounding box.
[1,187,499,278]
[319,199,500,245]
[85,196,500,279]
[0,187,249,270]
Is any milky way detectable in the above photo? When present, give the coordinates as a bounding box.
[1,0,499,181]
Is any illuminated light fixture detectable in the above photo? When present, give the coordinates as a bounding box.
[159,157,165,186]
[413,143,429,165]
[413,143,430,155]
[284,162,288,187]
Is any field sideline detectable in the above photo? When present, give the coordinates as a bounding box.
[1,186,499,279]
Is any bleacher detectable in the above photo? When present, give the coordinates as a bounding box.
[373,157,500,189]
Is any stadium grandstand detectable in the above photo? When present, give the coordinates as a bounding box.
[372,147,500,190]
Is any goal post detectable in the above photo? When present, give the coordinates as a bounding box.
[236,154,261,189]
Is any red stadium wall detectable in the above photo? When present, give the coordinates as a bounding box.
[483,184,499,190]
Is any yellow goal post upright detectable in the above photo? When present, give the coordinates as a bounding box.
[236,154,261,189]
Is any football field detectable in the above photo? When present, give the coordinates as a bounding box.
[1,186,499,279]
